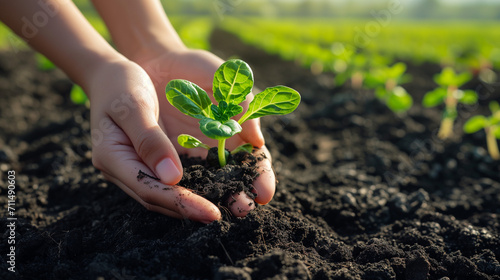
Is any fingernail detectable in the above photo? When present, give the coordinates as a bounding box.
[155,158,182,184]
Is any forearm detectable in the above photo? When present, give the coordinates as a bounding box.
[91,0,186,63]
[0,0,123,89]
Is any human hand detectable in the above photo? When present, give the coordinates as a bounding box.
[136,49,276,217]
[87,59,222,223]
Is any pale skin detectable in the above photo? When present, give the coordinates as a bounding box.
[0,0,275,223]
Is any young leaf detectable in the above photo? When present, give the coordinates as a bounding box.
[70,85,88,105]
[211,101,243,123]
[213,59,254,105]
[199,118,242,140]
[388,62,406,80]
[36,53,56,71]
[231,143,254,154]
[493,126,500,139]
[238,86,301,124]
[463,115,488,134]
[458,89,478,105]
[489,101,500,114]
[375,87,388,100]
[387,86,413,113]
[166,79,212,119]
[454,71,472,87]
[434,67,456,87]
[177,134,210,150]
[422,88,447,107]
[434,67,471,87]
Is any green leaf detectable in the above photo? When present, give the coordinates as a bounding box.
[489,101,500,114]
[434,67,456,87]
[70,85,88,105]
[463,115,488,134]
[199,118,242,140]
[493,126,500,139]
[36,53,56,71]
[388,62,406,79]
[166,79,212,119]
[213,59,254,105]
[434,67,471,87]
[422,87,447,107]
[454,71,472,87]
[177,134,210,150]
[364,70,386,88]
[458,90,478,105]
[211,101,243,122]
[375,87,388,100]
[231,143,253,154]
[238,86,301,124]
[387,86,413,113]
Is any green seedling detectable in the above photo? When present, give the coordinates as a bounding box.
[35,53,55,71]
[423,67,477,139]
[364,62,413,113]
[166,59,301,167]
[463,101,500,160]
[69,84,89,107]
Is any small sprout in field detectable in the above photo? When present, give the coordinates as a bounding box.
[463,101,500,160]
[166,59,301,167]
[70,84,89,107]
[364,62,413,113]
[423,67,477,139]
[35,53,56,71]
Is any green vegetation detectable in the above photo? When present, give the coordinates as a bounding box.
[464,101,500,160]
[364,62,412,113]
[219,17,500,73]
[423,67,478,139]
[166,59,300,167]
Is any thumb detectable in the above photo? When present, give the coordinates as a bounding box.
[114,103,183,185]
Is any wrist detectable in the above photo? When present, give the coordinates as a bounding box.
[81,53,130,99]
[128,39,188,67]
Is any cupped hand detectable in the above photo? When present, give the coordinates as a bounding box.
[87,59,222,223]
[137,49,276,217]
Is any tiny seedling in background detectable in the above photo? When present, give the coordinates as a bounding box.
[166,59,301,167]
[463,101,500,160]
[35,53,56,71]
[422,67,477,139]
[331,43,366,88]
[364,62,413,113]
[70,84,89,107]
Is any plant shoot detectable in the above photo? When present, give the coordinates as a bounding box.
[423,67,477,139]
[166,59,301,167]
[463,101,500,160]
[364,62,413,113]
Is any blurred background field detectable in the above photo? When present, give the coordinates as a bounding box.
[0,0,498,82]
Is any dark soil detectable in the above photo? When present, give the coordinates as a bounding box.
[178,149,259,217]
[1,29,500,280]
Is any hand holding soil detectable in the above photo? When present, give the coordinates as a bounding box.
[137,49,278,218]
[0,0,276,223]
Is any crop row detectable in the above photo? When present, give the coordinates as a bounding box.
[220,17,500,72]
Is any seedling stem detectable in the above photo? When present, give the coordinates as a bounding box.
[486,126,500,160]
[218,139,227,167]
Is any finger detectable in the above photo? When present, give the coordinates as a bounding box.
[101,171,183,219]
[251,146,276,205]
[98,154,221,224]
[110,89,183,185]
[227,191,255,217]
